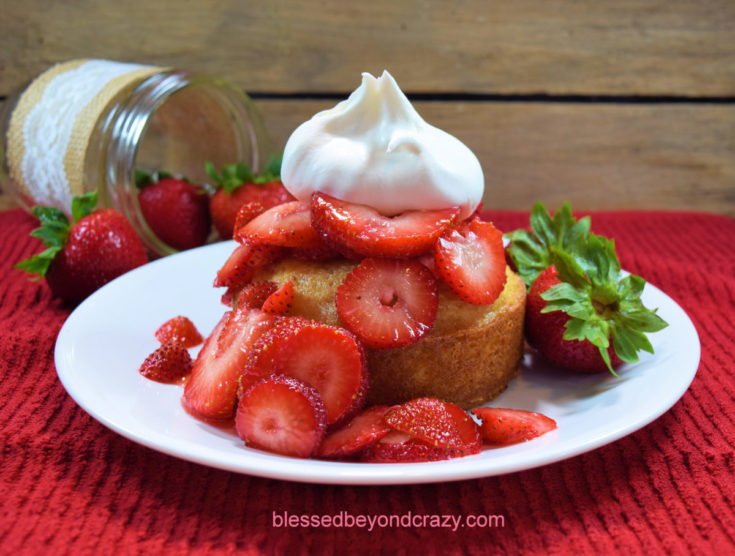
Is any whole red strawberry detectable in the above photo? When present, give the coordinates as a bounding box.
[507,202,668,374]
[526,266,623,373]
[16,191,148,305]
[136,172,211,251]
[205,157,294,239]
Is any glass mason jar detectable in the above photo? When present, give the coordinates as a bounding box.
[0,59,272,256]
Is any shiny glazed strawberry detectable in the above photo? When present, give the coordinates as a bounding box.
[471,407,557,445]
[434,217,507,305]
[182,307,276,420]
[236,374,327,458]
[317,405,393,459]
[335,258,438,349]
[311,192,460,258]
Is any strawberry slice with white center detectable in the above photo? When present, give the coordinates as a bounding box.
[311,192,460,258]
[236,374,327,458]
[270,323,369,425]
[434,218,507,305]
[237,316,312,398]
[317,405,393,459]
[213,240,283,290]
[236,201,321,249]
[336,258,438,349]
[471,407,557,445]
[182,307,276,420]
[237,318,367,425]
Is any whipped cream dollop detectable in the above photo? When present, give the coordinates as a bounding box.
[281,70,483,218]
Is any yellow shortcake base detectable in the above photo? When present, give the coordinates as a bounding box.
[253,259,526,409]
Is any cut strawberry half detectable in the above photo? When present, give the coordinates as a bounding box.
[471,407,557,445]
[316,405,393,459]
[236,201,321,249]
[213,240,283,290]
[182,308,276,420]
[335,258,438,349]
[235,374,327,458]
[311,192,460,258]
[154,316,203,348]
[261,280,294,315]
[138,341,192,383]
[434,218,507,305]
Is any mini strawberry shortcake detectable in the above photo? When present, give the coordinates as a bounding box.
[168,71,534,461]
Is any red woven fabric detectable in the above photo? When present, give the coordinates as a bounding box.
[1,208,733,555]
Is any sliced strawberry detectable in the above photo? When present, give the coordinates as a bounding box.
[261,280,294,315]
[182,308,276,420]
[154,316,203,348]
[138,341,192,383]
[384,397,464,450]
[443,402,482,455]
[235,374,327,458]
[270,323,368,425]
[434,218,507,305]
[471,407,557,445]
[233,201,266,239]
[213,240,283,290]
[235,281,279,310]
[359,431,457,463]
[236,201,321,249]
[316,405,393,459]
[237,316,313,398]
[335,258,438,349]
[311,192,460,258]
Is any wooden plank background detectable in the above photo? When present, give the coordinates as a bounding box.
[2,0,734,214]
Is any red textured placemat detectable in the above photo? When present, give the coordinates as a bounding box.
[1,208,733,555]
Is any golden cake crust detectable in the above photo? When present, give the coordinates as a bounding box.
[253,258,526,409]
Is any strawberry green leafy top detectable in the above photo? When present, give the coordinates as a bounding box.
[506,202,668,373]
[15,191,99,278]
[205,153,283,193]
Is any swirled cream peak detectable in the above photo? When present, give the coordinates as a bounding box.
[281,70,483,218]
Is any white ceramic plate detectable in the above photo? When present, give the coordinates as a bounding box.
[55,241,700,485]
